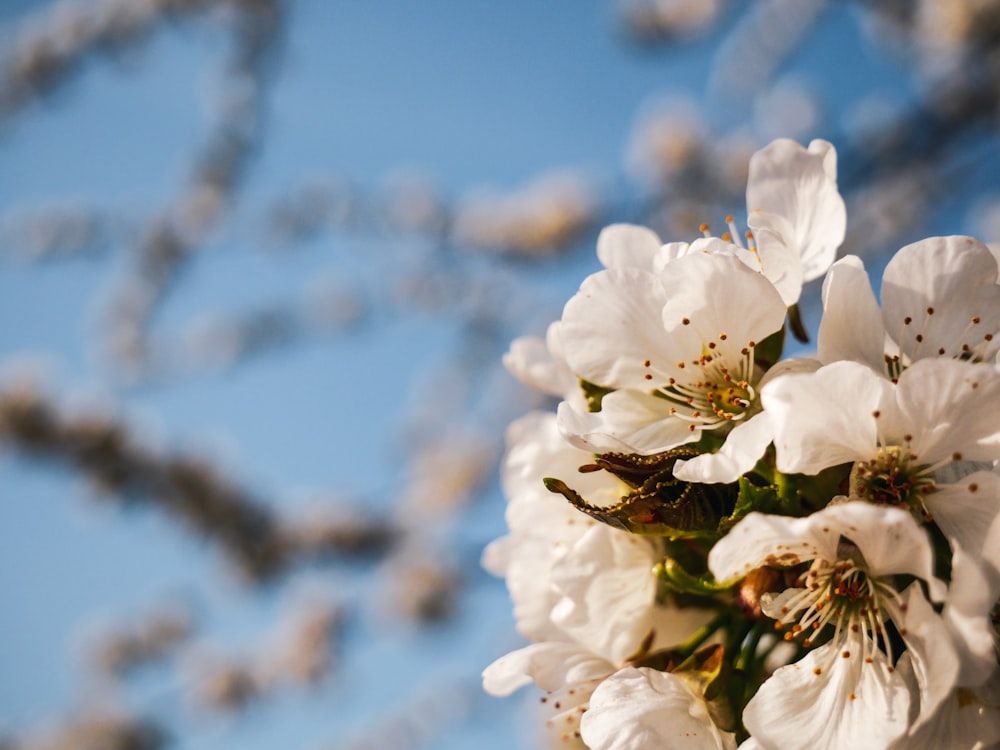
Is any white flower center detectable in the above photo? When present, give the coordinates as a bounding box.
[767,553,903,672]
[642,344,758,432]
[849,445,936,518]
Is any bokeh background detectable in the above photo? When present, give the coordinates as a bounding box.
[1,1,1000,748]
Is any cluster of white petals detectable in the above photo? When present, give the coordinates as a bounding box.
[485,136,1000,749]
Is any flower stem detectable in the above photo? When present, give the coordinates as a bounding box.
[675,611,730,659]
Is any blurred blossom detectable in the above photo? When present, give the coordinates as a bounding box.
[188,592,344,713]
[969,194,1000,243]
[255,596,344,688]
[916,0,1000,56]
[335,678,475,750]
[841,92,906,154]
[399,429,497,518]
[180,314,248,371]
[10,710,167,750]
[844,168,932,256]
[190,656,262,713]
[281,503,398,562]
[706,128,757,198]
[88,599,195,678]
[302,276,368,332]
[0,0,221,119]
[451,171,599,257]
[265,179,358,247]
[380,171,448,237]
[709,0,828,96]
[382,547,460,624]
[752,77,821,141]
[625,96,705,189]
[0,203,119,260]
[619,0,726,41]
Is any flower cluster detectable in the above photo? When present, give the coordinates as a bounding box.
[483,138,1000,749]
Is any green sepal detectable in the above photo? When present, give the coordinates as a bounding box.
[674,644,728,700]
[676,645,737,731]
[592,447,701,489]
[654,558,732,596]
[579,379,613,412]
[717,476,783,533]
[753,325,786,372]
[787,303,810,344]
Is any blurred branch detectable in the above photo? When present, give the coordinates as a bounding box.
[97,0,287,379]
[5,711,168,750]
[189,595,345,713]
[0,0,225,122]
[89,599,195,678]
[0,383,398,582]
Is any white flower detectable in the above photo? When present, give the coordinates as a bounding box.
[598,137,846,306]
[745,138,846,305]
[556,251,786,481]
[580,666,737,750]
[483,411,715,741]
[483,411,621,643]
[709,502,958,750]
[892,661,1000,750]
[761,358,1000,567]
[503,321,583,406]
[817,236,1000,374]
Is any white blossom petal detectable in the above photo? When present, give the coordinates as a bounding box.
[560,267,675,388]
[888,583,961,733]
[581,667,736,750]
[817,255,886,370]
[708,511,833,584]
[483,641,613,696]
[550,525,660,663]
[745,210,805,305]
[745,138,846,287]
[761,361,889,475]
[924,471,1000,566]
[503,322,579,402]
[672,411,774,484]
[893,658,1000,750]
[557,391,696,455]
[941,543,1000,687]
[597,223,664,270]
[743,634,911,750]
[893,359,1000,464]
[659,252,786,365]
[826,505,943,601]
[881,236,1000,363]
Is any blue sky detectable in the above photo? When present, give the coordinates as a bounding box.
[0,1,987,748]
